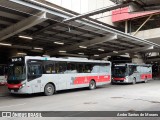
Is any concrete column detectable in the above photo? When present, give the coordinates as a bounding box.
[125,20,128,33]
[130,54,144,64]
[150,52,159,57]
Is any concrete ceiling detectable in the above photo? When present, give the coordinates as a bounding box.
[0,0,159,59]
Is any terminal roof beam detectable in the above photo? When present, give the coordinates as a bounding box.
[9,0,160,48]
[0,11,47,41]
[46,34,117,55]
[63,3,133,22]
[91,46,154,59]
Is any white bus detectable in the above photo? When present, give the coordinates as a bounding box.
[7,56,111,96]
[0,64,7,86]
[112,63,152,84]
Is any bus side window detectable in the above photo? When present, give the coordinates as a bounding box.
[55,62,67,74]
[28,63,42,81]
[66,62,77,73]
[44,64,54,74]
[85,63,92,73]
[77,63,84,73]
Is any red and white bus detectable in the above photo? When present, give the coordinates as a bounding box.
[7,56,111,96]
[0,64,7,86]
[112,63,152,84]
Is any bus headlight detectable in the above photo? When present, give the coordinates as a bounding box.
[21,83,26,88]
[125,76,128,82]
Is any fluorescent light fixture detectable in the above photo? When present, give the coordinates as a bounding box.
[19,35,33,40]
[98,49,104,51]
[78,53,84,55]
[79,46,87,49]
[134,55,138,57]
[59,50,66,53]
[113,51,118,53]
[17,52,27,55]
[125,53,129,55]
[43,55,50,57]
[0,43,12,46]
[148,46,154,50]
[34,47,43,50]
[54,41,64,45]
[94,54,99,57]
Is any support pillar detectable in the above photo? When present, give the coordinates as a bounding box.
[130,54,144,64]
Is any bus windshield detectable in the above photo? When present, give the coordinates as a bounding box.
[113,66,127,77]
[7,63,26,81]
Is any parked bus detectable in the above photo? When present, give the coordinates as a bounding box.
[112,63,152,84]
[0,64,7,85]
[7,56,111,96]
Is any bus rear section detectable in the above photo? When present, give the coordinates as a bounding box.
[0,65,7,86]
[7,56,111,96]
[112,64,152,84]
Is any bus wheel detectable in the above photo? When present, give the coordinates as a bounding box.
[44,83,55,96]
[132,78,136,85]
[144,77,148,83]
[89,80,96,90]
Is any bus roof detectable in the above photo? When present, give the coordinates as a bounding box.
[24,56,111,64]
[114,63,152,67]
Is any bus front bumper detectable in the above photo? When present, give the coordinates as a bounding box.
[7,83,32,94]
[112,77,130,83]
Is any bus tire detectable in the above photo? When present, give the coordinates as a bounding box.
[89,80,96,90]
[144,77,148,83]
[111,81,115,85]
[132,78,136,85]
[44,83,55,96]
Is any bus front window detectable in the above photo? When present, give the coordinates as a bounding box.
[8,64,26,81]
[113,67,127,77]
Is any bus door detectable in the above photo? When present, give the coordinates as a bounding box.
[27,62,43,93]
[132,66,141,81]
[55,62,67,90]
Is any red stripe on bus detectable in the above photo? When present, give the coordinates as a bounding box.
[7,83,22,89]
[73,75,110,85]
[140,74,152,80]
[113,77,125,81]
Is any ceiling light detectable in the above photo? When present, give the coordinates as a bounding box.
[19,35,33,40]
[107,56,111,57]
[59,51,66,53]
[54,42,64,45]
[94,54,99,57]
[0,43,12,46]
[134,55,138,57]
[113,51,118,53]
[79,46,87,49]
[17,52,27,55]
[98,49,104,51]
[78,53,84,55]
[34,47,43,50]
[125,53,129,55]
[43,55,50,57]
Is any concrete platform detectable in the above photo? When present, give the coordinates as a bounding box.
[0,80,160,119]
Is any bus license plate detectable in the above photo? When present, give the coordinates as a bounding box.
[11,90,14,92]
